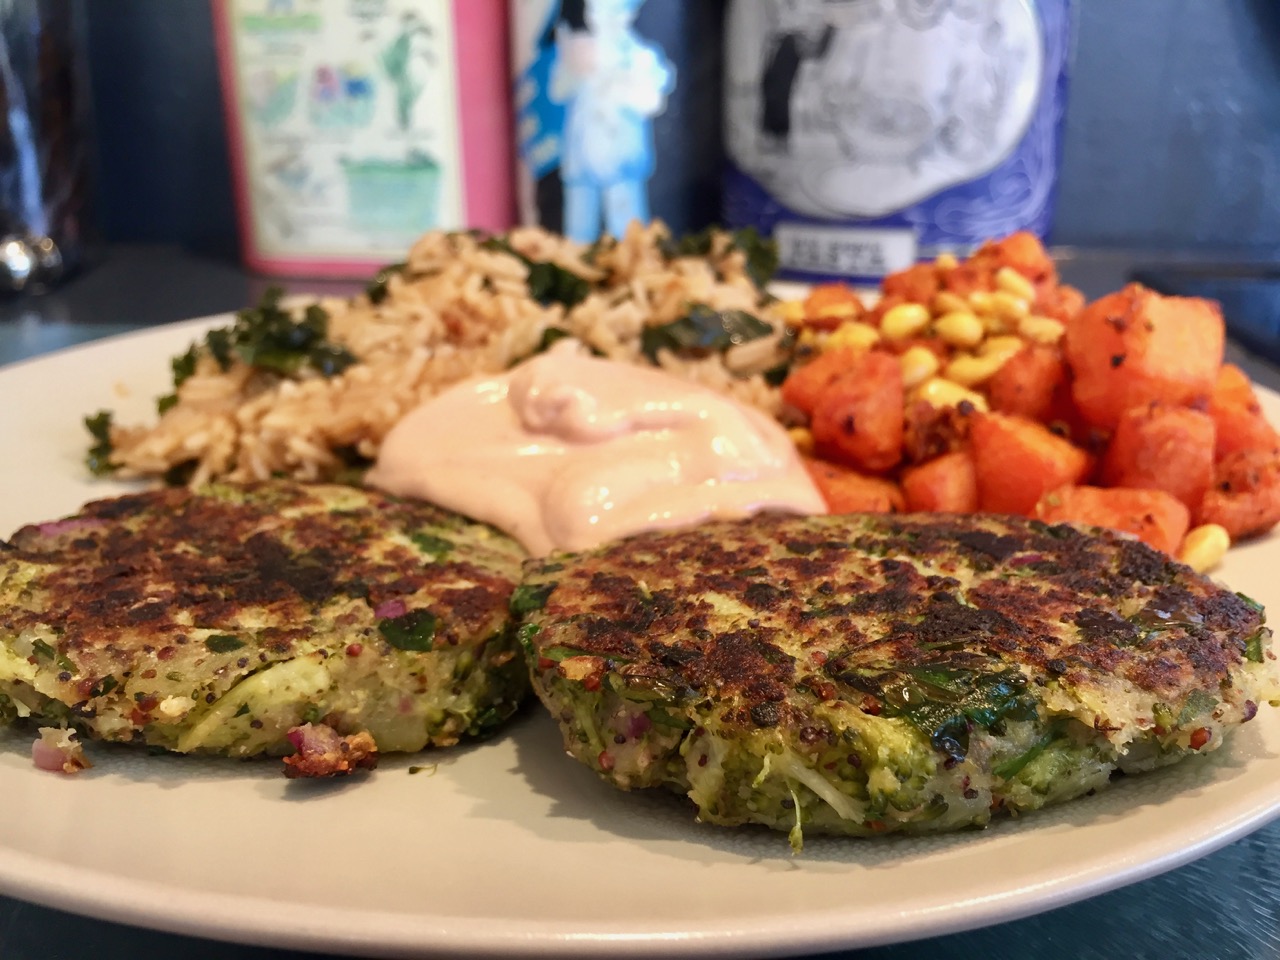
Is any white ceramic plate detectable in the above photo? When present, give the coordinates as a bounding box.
[1,318,1279,959]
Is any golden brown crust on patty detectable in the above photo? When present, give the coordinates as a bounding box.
[524,513,1267,738]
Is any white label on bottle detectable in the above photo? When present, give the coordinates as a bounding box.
[226,0,464,262]
[725,0,1043,219]
[775,223,917,278]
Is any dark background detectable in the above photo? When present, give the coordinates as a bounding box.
[82,1,1280,260]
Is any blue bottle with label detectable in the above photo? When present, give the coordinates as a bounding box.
[722,0,1072,283]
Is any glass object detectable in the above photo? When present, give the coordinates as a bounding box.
[0,0,92,295]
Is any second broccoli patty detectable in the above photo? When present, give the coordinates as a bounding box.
[517,513,1276,846]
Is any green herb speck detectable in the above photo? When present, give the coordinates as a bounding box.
[89,676,118,698]
[84,410,116,476]
[640,304,773,364]
[378,609,439,652]
[1246,629,1267,663]
[205,634,246,654]
[410,532,453,559]
[510,582,555,616]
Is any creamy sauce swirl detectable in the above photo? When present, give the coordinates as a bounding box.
[366,340,826,555]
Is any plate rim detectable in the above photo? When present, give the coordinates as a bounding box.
[1,316,1279,958]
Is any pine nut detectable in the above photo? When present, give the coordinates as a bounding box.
[981,335,1026,359]
[1019,315,1067,344]
[990,291,1031,321]
[995,266,1037,302]
[1178,524,1230,573]
[981,313,1011,335]
[915,377,989,412]
[934,311,985,349]
[932,291,970,316]
[880,302,931,340]
[944,352,1009,387]
[825,320,881,351]
[899,345,940,389]
[967,291,995,315]
[788,427,815,456]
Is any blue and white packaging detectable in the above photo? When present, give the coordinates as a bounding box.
[722,0,1073,283]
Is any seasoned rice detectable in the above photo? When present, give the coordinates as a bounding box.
[105,223,787,486]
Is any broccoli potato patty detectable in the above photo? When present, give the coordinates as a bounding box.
[0,481,528,765]
[518,513,1276,845]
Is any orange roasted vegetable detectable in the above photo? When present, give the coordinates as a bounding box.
[981,231,1057,286]
[803,458,904,514]
[1101,402,1215,511]
[1197,448,1280,540]
[781,238,1279,569]
[802,283,865,330]
[1035,485,1190,556]
[1209,364,1280,460]
[903,400,974,464]
[986,343,1067,423]
[1038,283,1087,325]
[779,347,861,418]
[810,350,904,474]
[970,412,1092,515]
[881,262,940,305]
[902,451,978,513]
[943,231,1055,297]
[1063,283,1224,429]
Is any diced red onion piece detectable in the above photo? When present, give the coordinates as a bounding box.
[31,738,66,772]
[31,727,90,773]
[626,711,653,738]
[374,598,407,620]
[287,722,342,756]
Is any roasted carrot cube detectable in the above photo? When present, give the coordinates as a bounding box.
[810,350,904,474]
[802,283,865,330]
[942,232,1057,300]
[1039,283,1086,324]
[970,412,1092,515]
[779,347,862,418]
[903,400,975,464]
[881,262,940,305]
[803,458,904,514]
[1100,402,1215,510]
[1063,284,1224,428]
[986,344,1067,423]
[902,451,978,513]
[1208,364,1280,459]
[984,231,1057,287]
[1035,485,1190,555]
[1197,448,1280,540]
